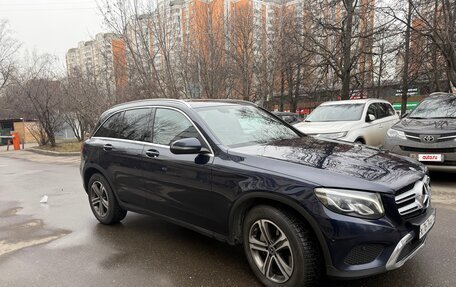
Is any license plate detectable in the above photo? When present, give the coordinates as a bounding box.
[419,213,435,239]
[418,154,444,162]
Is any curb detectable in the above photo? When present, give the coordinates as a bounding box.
[28,147,81,157]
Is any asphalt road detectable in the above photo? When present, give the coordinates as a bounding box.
[0,153,455,287]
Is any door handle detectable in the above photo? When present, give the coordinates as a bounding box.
[103,144,113,151]
[145,149,160,158]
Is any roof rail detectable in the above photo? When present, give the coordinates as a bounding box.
[184,99,257,106]
[108,98,190,110]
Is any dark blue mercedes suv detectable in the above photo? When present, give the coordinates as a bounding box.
[80,99,435,286]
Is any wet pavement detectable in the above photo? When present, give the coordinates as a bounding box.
[0,154,455,286]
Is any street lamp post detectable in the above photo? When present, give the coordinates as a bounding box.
[20,117,25,150]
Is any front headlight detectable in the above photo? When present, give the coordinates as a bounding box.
[314,188,384,219]
[386,128,406,140]
[316,131,348,139]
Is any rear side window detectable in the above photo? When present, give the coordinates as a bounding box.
[94,112,125,138]
[152,108,200,145]
[120,108,152,141]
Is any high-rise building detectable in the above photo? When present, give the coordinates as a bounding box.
[65,33,127,90]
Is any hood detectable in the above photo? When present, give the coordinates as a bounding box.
[295,121,358,134]
[395,117,456,134]
[228,136,425,193]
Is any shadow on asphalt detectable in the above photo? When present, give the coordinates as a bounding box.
[88,210,449,287]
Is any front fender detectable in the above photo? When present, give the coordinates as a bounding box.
[228,191,332,270]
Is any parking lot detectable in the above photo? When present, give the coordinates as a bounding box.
[0,152,455,287]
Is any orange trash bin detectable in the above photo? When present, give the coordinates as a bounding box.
[11,132,20,151]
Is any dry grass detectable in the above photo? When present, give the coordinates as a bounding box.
[36,142,81,153]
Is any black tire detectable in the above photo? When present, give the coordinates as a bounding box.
[243,205,323,287]
[88,173,127,224]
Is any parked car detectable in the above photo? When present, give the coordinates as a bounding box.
[81,99,434,286]
[273,111,303,125]
[384,92,456,171]
[294,99,399,147]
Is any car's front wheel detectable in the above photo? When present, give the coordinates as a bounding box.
[243,205,322,286]
[88,173,127,224]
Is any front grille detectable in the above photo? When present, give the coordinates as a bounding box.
[400,146,456,153]
[437,132,456,142]
[395,176,431,217]
[344,244,384,265]
[404,132,456,143]
[404,132,421,142]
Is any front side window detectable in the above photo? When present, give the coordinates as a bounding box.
[152,108,200,145]
[367,104,379,120]
[196,105,300,147]
[120,108,152,141]
[94,112,125,138]
[306,104,365,122]
[385,103,396,116]
[409,96,456,119]
[374,103,388,119]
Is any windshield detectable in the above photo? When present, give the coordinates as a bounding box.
[196,105,300,147]
[409,97,456,119]
[306,104,365,122]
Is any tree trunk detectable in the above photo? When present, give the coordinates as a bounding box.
[401,1,412,116]
[341,0,354,100]
[280,71,285,111]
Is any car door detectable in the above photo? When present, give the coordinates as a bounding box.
[376,103,398,145]
[140,108,220,233]
[94,108,153,209]
[382,102,400,130]
[364,103,383,146]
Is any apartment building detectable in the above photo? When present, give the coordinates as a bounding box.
[65,33,127,90]
[77,0,376,100]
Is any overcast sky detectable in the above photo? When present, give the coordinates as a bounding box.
[0,0,104,66]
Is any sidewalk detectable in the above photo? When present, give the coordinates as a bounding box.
[0,149,80,165]
[0,143,38,152]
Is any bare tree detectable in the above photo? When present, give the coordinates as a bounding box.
[5,54,64,146]
[0,20,20,93]
[101,0,186,99]
[61,68,111,141]
[226,1,255,101]
[409,0,456,91]
[301,0,380,100]
[186,0,230,99]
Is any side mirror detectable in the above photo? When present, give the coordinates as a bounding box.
[170,137,202,154]
[367,114,376,122]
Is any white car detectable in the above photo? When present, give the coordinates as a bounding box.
[294,99,399,147]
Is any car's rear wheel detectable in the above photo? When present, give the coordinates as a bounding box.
[243,205,322,287]
[88,173,127,224]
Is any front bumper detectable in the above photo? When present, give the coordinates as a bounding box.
[320,204,436,279]
[383,136,456,171]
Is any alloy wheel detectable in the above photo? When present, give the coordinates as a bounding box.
[248,219,294,283]
[91,181,109,217]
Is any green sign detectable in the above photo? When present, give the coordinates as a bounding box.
[392,102,419,110]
